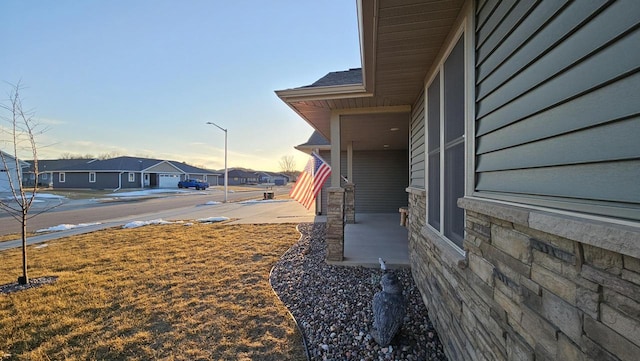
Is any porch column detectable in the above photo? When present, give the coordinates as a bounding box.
[326,187,345,261]
[344,182,355,224]
[345,142,354,223]
[330,112,341,187]
[347,141,353,182]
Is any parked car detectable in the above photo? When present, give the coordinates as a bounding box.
[178,179,209,190]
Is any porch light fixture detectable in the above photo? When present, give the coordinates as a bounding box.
[206,121,228,203]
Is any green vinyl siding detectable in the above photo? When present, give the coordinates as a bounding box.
[410,89,425,189]
[475,0,640,221]
[352,150,408,213]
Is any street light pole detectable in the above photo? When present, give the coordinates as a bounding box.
[206,122,228,203]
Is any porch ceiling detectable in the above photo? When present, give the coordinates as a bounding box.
[276,0,464,149]
[341,112,410,151]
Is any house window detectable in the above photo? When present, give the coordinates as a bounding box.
[426,35,466,248]
[89,172,96,183]
[59,173,66,183]
[128,172,135,182]
[42,173,48,180]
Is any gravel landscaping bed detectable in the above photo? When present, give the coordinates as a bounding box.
[270,223,447,361]
[0,276,58,295]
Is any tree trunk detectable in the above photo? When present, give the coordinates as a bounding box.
[19,211,28,285]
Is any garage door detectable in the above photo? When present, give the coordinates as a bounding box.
[159,174,180,188]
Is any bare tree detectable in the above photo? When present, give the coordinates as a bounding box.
[97,151,120,160]
[0,82,58,284]
[59,152,96,160]
[279,155,296,174]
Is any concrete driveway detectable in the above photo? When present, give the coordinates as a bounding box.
[0,199,325,251]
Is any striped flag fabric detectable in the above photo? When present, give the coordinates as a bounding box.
[290,152,331,209]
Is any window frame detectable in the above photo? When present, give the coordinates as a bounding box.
[128,172,135,183]
[89,172,96,183]
[424,14,474,254]
[59,172,65,183]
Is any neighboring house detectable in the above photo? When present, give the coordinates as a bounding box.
[277,1,640,361]
[256,171,289,185]
[171,161,220,186]
[46,156,219,190]
[223,169,259,186]
[23,158,92,187]
[0,150,29,193]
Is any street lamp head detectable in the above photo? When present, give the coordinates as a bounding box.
[206,121,227,132]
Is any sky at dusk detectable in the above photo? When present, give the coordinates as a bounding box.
[0,1,360,172]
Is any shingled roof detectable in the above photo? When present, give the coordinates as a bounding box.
[298,131,330,147]
[38,156,218,174]
[303,68,363,88]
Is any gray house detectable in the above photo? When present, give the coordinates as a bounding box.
[278,1,640,360]
[49,156,219,190]
[223,169,259,186]
[256,171,289,185]
[0,150,29,193]
[24,158,92,187]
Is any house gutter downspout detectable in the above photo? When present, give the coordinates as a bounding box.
[114,171,125,192]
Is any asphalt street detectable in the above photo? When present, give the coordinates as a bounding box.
[0,187,322,251]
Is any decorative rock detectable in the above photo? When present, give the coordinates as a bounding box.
[270,223,448,361]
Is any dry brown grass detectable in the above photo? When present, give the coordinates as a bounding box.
[0,232,39,243]
[0,223,306,361]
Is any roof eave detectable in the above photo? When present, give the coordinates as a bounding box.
[358,0,376,94]
[275,83,369,103]
[294,144,331,154]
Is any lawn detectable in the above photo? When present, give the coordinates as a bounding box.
[0,222,306,361]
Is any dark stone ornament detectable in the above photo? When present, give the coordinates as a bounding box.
[372,259,406,347]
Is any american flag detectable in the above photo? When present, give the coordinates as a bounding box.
[290,152,331,209]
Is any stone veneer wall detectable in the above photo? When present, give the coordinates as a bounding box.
[344,183,355,224]
[408,191,640,361]
[326,187,345,261]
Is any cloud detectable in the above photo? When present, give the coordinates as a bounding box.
[35,117,67,126]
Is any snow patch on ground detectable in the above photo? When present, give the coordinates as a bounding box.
[197,217,230,223]
[122,219,183,229]
[36,222,102,233]
[1,192,67,202]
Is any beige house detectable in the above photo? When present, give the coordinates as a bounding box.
[277,1,640,360]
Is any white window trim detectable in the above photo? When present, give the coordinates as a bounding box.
[59,172,65,183]
[423,5,474,256]
[128,172,135,182]
[89,172,96,183]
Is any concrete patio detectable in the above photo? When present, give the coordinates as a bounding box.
[328,213,410,268]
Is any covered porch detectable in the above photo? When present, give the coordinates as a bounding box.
[277,0,462,266]
[336,213,409,268]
